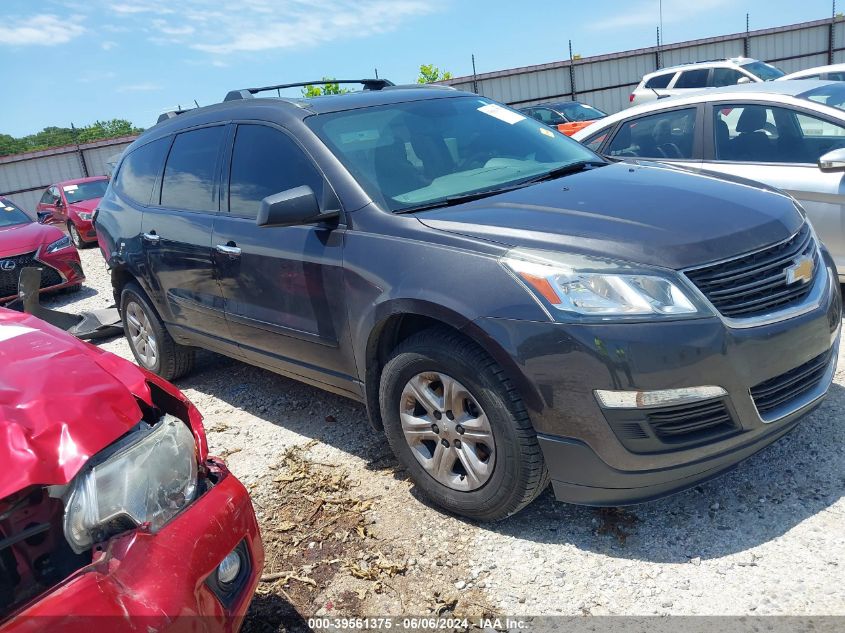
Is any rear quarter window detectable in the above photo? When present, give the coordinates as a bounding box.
[674,69,709,89]
[645,73,674,89]
[115,137,170,206]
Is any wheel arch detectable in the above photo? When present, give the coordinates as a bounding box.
[363,300,542,433]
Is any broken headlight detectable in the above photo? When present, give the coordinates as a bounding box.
[62,415,198,553]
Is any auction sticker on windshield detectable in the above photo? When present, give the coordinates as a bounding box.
[478,103,525,125]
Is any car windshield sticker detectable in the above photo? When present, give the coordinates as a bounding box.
[0,324,37,343]
[63,185,78,192]
[539,127,555,138]
[478,103,526,125]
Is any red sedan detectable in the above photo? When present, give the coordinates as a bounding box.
[0,197,84,303]
[36,176,108,248]
[0,309,263,632]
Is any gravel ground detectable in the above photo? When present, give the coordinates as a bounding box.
[45,246,845,623]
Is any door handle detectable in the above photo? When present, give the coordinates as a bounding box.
[142,232,161,243]
[215,243,241,257]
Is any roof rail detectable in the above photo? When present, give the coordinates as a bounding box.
[156,109,190,124]
[224,78,395,102]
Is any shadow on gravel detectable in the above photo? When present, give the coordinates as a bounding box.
[242,591,312,633]
[41,284,99,307]
[484,382,845,562]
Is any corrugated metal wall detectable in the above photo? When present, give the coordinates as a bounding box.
[444,17,845,114]
[0,136,136,215]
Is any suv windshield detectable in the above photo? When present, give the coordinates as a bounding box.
[554,102,607,121]
[306,96,600,212]
[63,180,108,204]
[0,199,32,228]
[740,60,785,81]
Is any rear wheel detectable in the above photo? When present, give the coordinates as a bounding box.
[120,282,195,380]
[379,327,549,520]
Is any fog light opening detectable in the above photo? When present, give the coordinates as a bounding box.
[217,549,242,586]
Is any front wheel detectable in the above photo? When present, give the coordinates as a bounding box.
[120,283,195,380]
[68,222,85,248]
[379,327,549,521]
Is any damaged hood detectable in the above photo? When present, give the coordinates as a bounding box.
[0,309,151,499]
[415,162,805,270]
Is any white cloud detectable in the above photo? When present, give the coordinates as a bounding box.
[590,0,731,31]
[3,14,85,46]
[117,82,163,92]
[100,0,437,54]
[101,40,118,50]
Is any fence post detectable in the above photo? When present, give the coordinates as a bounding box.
[472,54,479,94]
[569,40,576,100]
[656,27,661,69]
[830,1,836,64]
[745,13,750,57]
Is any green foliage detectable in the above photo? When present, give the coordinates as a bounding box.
[0,119,143,157]
[417,64,453,84]
[301,78,352,97]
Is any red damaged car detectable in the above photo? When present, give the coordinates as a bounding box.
[0,197,84,304]
[36,176,108,249]
[0,309,263,632]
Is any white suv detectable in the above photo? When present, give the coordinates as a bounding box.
[629,57,785,107]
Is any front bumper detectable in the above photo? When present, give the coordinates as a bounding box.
[0,246,84,303]
[477,263,841,505]
[3,460,263,633]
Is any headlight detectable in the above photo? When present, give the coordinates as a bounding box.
[77,212,93,221]
[63,415,198,553]
[502,248,708,320]
[45,235,71,254]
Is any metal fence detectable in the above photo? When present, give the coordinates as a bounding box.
[442,17,845,116]
[0,136,137,215]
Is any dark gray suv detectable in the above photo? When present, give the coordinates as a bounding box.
[95,80,841,520]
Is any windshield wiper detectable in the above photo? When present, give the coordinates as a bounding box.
[521,159,607,184]
[393,182,531,214]
[393,160,606,214]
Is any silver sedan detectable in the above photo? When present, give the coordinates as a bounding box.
[573,80,845,279]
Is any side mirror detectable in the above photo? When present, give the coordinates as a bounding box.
[818,147,845,171]
[55,198,63,207]
[736,76,752,85]
[257,186,336,228]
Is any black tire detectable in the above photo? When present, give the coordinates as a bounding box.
[120,282,195,380]
[379,327,549,521]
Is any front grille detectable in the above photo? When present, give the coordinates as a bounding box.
[685,224,818,319]
[0,253,63,299]
[751,349,833,417]
[604,398,739,454]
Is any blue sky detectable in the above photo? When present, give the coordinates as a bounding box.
[0,0,836,136]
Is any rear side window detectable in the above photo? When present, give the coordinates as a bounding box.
[826,72,845,81]
[228,124,325,219]
[711,68,744,87]
[674,69,709,89]
[645,73,673,89]
[160,126,225,212]
[115,137,169,205]
[581,129,610,152]
[607,108,697,159]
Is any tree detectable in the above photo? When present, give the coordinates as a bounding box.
[417,64,453,84]
[301,78,351,97]
[0,119,144,157]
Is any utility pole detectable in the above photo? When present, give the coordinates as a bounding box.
[656,27,661,69]
[831,1,837,64]
[744,13,750,58]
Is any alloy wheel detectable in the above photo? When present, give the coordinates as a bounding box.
[125,301,158,369]
[399,371,495,491]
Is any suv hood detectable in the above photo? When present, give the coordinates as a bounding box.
[0,310,150,499]
[0,222,63,258]
[415,162,804,270]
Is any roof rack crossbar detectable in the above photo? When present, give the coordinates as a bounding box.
[224,78,395,102]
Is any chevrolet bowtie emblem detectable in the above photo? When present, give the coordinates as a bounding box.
[785,256,814,285]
